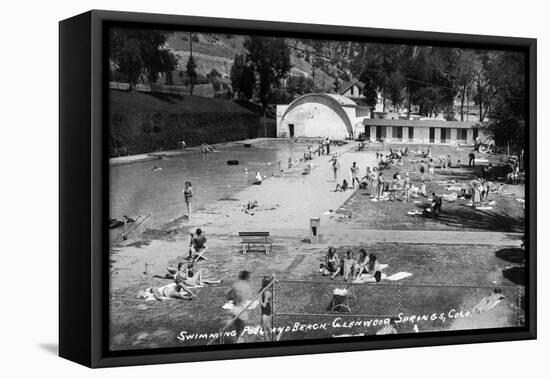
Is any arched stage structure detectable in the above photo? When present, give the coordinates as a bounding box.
[276,93,358,139]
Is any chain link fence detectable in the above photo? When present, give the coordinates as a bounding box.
[208,280,524,345]
[273,280,524,341]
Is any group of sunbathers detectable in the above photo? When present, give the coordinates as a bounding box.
[320,247,382,283]
[145,228,221,300]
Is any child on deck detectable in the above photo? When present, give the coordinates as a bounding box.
[320,247,341,279]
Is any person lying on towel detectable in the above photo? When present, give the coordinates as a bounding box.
[153,283,196,301]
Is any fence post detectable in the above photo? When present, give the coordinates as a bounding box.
[397,283,402,317]
[517,286,522,326]
[271,280,276,342]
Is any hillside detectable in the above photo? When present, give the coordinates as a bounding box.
[165,32,359,91]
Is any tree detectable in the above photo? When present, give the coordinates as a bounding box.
[452,49,479,121]
[230,54,255,100]
[386,71,405,110]
[244,36,291,110]
[485,51,525,153]
[287,74,314,97]
[358,46,385,112]
[186,55,198,95]
[472,52,498,123]
[109,28,176,90]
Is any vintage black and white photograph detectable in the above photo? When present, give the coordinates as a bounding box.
[107,26,527,351]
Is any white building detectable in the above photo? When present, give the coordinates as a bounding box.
[361,118,485,145]
[276,93,364,139]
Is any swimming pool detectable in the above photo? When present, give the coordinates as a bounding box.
[109,140,309,227]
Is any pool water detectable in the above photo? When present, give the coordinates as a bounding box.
[110,140,309,227]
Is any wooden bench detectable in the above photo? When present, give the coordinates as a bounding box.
[239,232,272,254]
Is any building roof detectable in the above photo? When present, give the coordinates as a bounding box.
[325,93,357,106]
[362,118,481,129]
[340,81,361,93]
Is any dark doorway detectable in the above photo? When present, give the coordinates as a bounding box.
[473,128,479,140]
[408,127,414,142]
[429,127,435,143]
[376,126,386,141]
[288,124,294,138]
[441,129,446,143]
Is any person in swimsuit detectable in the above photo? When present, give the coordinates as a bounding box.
[377,171,385,200]
[335,179,349,192]
[350,162,360,188]
[225,270,254,343]
[366,253,382,283]
[320,247,341,278]
[403,173,411,202]
[153,284,195,301]
[189,228,207,260]
[183,181,193,219]
[173,262,222,287]
[428,159,435,180]
[332,158,340,181]
[354,249,369,277]
[259,276,273,341]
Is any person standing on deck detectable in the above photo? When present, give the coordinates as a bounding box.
[225,270,254,343]
[325,137,331,155]
[183,181,193,219]
[419,160,426,181]
[332,158,340,181]
[428,159,435,181]
[364,166,372,193]
[469,152,476,167]
[403,172,411,202]
[350,162,360,188]
[377,171,385,200]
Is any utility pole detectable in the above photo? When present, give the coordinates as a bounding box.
[189,32,193,57]
[466,88,470,122]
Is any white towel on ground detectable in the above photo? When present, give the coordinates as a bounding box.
[386,272,413,281]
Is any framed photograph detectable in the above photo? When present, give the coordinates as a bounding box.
[59,10,536,368]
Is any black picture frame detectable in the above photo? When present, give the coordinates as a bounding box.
[59,9,537,368]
